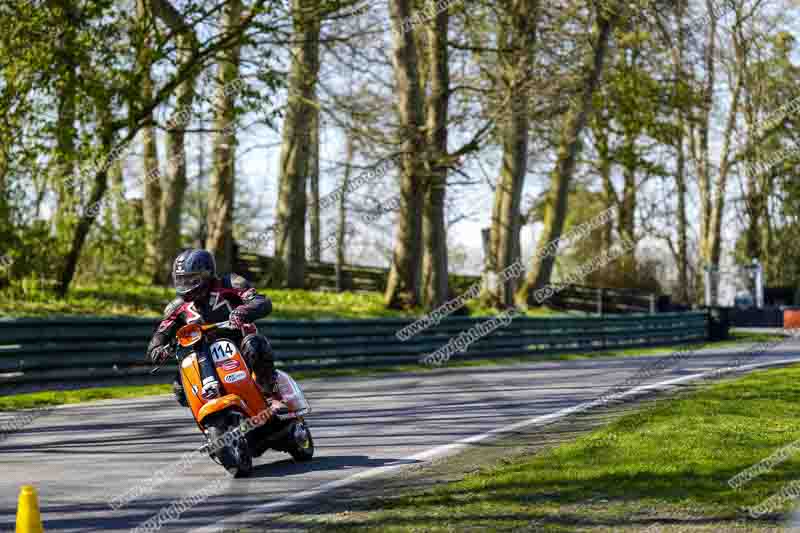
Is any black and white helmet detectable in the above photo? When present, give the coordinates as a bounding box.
[172,249,216,301]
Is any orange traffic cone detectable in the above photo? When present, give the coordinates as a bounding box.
[15,485,44,533]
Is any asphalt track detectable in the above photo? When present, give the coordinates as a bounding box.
[2,337,799,533]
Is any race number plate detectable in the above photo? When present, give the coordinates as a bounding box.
[210,340,237,363]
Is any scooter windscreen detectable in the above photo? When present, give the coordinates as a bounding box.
[275,370,311,415]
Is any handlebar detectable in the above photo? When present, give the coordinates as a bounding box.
[202,320,233,331]
[149,321,237,375]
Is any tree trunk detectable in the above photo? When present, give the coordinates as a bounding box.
[744,164,762,261]
[137,0,162,277]
[669,1,690,304]
[694,0,716,277]
[58,172,111,296]
[0,147,8,235]
[689,1,746,302]
[384,0,426,309]
[141,112,161,270]
[206,0,242,273]
[741,38,765,266]
[53,25,78,242]
[708,51,744,273]
[596,111,615,252]
[54,92,77,239]
[421,2,450,309]
[483,0,538,308]
[763,193,772,278]
[154,133,190,283]
[516,10,614,306]
[617,48,644,275]
[194,129,208,248]
[708,83,742,270]
[308,102,321,262]
[335,132,354,292]
[109,158,125,223]
[150,0,199,284]
[273,0,320,288]
[57,103,115,297]
[619,134,637,273]
[51,0,79,291]
[676,135,689,303]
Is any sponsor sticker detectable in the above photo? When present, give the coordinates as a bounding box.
[224,371,247,384]
[218,359,240,371]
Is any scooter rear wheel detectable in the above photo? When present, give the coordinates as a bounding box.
[288,421,314,462]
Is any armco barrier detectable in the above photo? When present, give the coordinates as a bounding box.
[0,312,708,390]
[729,307,784,328]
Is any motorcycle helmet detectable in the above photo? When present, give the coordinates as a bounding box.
[172,249,216,301]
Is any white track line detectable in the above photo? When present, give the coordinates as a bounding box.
[189,356,800,533]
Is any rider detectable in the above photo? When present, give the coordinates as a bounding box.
[146,249,276,407]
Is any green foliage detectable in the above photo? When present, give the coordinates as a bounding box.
[0,273,579,319]
[529,185,662,292]
[78,201,149,283]
[0,221,62,288]
[0,278,411,318]
[0,385,173,411]
[0,0,290,297]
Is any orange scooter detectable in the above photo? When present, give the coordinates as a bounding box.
[160,321,313,476]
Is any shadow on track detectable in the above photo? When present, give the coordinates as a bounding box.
[248,454,419,479]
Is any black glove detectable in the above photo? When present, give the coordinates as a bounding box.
[150,345,172,365]
[229,306,249,329]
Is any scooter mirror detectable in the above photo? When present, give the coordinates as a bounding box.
[177,324,203,347]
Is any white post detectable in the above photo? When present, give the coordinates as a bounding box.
[481,228,497,294]
[704,265,720,307]
[481,228,491,266]
[753,258,764,308]
[597,288,603,316]
[711,268,719,307]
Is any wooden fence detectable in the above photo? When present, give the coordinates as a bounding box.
[235,253,659,313]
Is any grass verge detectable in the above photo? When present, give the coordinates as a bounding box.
[0,278,569,319]
[0,384,175,411]
[0,331,781,412]
[310,363,800,532]
[552,330,782,361]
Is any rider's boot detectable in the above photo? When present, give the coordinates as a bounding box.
[257,370,288,418]
[242,334,284,417]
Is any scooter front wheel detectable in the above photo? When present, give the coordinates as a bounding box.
[207,423,253,478]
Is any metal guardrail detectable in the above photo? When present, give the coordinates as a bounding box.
[728,307,784,328]
[0,312,709,390]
